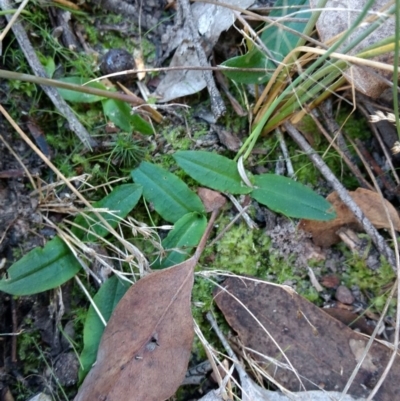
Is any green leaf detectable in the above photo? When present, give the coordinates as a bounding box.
[102,99,132,132]
[102,99,153,134]
[43,57,56,78]
[0,185,142,296]
[131,162,205,223]
[0,237,81,296]
[173,151,252,195]
[73,184,142,242]
[131,114,153,135]
[58,77,107,103]
[222,48,273,85]
[79,276,130,383]
[251,174,336,220]
[154,212,207,269]
[222,0,311,84]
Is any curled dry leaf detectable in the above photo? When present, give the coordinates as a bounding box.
[299,188,400,247]
[155,0,255,102]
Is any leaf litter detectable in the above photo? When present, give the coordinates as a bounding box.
[214,276,400,401]
[299,188,400,247]
[74,209,220,401]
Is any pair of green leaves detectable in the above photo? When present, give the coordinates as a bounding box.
[58,77,153,135]
[173,151,335,221]
[130,150,335,265]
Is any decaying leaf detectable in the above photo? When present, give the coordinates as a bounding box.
[75,210,219,401]
[197,187,227,212]
[299,188,400,247]
[155,0,255,102]
[214,276,400,401]
[310,0,395,98]
[74,259,196,401]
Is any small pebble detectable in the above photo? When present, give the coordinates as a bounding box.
[335,285,355,305]
[100,49,135,81]
[320,274,340,289]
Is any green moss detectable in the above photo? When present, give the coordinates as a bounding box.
[18,326,42,372]
[337,108,371,141]
[341,251,396,314]
[211,219,270,277]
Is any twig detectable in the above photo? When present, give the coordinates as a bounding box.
[276,127,295,178]
[284,121,396,269]
[209,205,251,248]
[0,0,28,55]
[225,194,258,230]
[179,0,226,119]
[355,138,398,198]
[317,102,360,170]
[0,0,97,149]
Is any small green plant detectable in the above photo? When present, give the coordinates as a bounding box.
[108,133,145,168]
[0,150,336,382]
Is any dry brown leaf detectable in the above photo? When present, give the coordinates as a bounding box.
[214,277,400,401]
[299,188,400,247]
[75,210,220,401]
[197,187,226,212]
[75,260,195,401]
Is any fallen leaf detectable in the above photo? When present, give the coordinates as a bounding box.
[214,276,400,401]
[74,260,195,401]
[75,210,220,401]
[299,188,400,247]
[155,0,255,102]
[322,308,374,335]
[197,187,227,212]
[216,129,242,152]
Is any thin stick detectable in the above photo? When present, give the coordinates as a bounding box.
[0,0,96,149]
[308,108,373,190]
[276,127,295,178]
[0,0,29,54]
[284,121,396,269]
